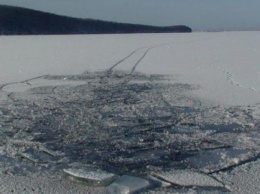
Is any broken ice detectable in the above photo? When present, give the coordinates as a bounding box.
[153,169,224,188]
[107,175,151,194]
[63,167,117,186]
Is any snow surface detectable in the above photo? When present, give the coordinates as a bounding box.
[0,32,260,193]
[214,159,260,194]
[153,169,224,188]
[0,173,105,194]
[1,32,260,106]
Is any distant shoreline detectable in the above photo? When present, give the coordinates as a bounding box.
[0,5,192,35]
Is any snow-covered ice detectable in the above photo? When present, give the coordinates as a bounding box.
[63,167,117,186]
[214,159,260,194]
[0,32,260,193]
[186,148,259,173]
[153,169,224,188]
[1,32,260,106]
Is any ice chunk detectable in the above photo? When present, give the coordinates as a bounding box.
[214,159,260,194]
[147,175,172,187]
[63,167,117,186]
[153,169,224,188]
[107,175,151,194]
[19,152,40,163]
[186,148,258,173]
[40,147,64,157]
[18,148,57,163]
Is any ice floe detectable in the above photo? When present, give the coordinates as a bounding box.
[63,167,117,186]
[107,175,151,194]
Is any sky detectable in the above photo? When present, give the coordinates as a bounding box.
[0,0,260,31]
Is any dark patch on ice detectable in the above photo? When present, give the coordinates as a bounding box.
[0,71,259,181]
[202,123,243,133]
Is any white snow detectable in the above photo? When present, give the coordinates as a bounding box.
[1,32,260,106]
[186,148,258,173]
[0,173,105,194]
[214,159,260,194]
[153,169,224,188]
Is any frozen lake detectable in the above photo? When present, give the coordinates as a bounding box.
[1,32,260,106]
[0,32,260,193]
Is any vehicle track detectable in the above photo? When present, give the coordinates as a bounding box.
[131,47,154,73]
[107,47,147,73]
[107,39,209,75]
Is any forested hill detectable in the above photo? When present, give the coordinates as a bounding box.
[0,5,192,35]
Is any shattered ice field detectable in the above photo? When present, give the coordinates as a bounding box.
[0,32,260,193]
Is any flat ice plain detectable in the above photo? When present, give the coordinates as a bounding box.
[0,32,260,193]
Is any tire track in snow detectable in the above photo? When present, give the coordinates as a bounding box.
[20,75,49,86]
[0,82,16,91]
[108,39,209,74]
[107,45,161,74]
[107,47,147,73]
[131,47,154,73]
[0,75,49,92]
[0,38,208,92]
